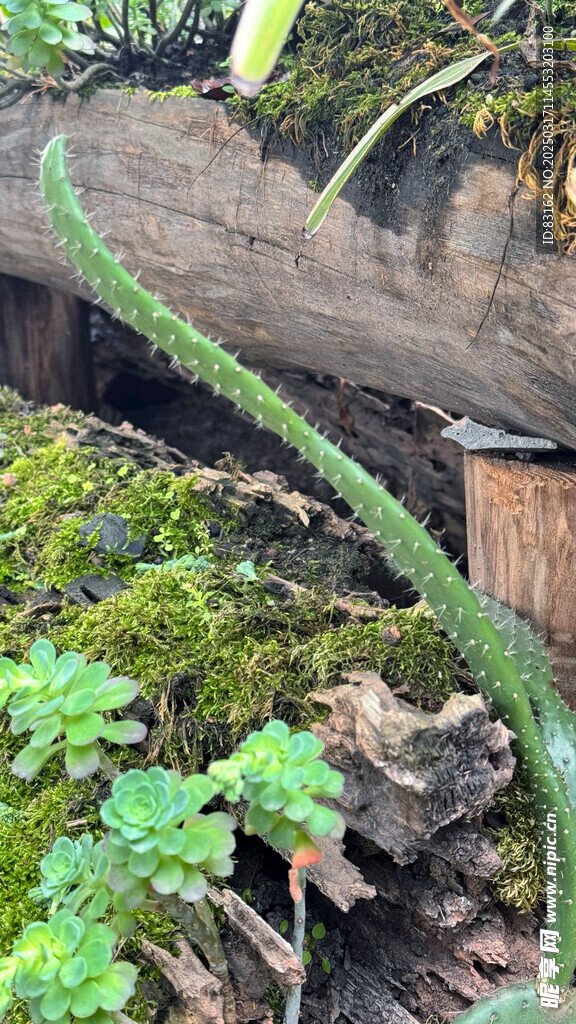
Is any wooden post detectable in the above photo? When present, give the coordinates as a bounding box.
[0,273,95,411]
[464,452,576,708]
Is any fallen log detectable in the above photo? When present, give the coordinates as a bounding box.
[0,91,575,447]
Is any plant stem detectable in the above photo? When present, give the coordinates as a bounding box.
[97,745,121,781]
[155,0,198,55]
[157,892,237,1024]
[121,0,132,56]
[284,868,306,1024]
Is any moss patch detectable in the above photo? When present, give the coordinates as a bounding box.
[486,769,545,911]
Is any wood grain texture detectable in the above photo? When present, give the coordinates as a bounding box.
[0,273,95,410]
[464,452,576,704]
[0,91,575,445]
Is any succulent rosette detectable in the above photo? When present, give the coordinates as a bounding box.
[0,639,146,781]
[101,767,237,907]
[9,908,137,1024]
[38,835,109,920]
[208,720,345,853]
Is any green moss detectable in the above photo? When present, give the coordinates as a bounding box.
[149,84,207,101]
[455,78,576,145]
[228,0,525,152]
[0,407,221,591]
[35,565,459,770]
[486,769,544,911]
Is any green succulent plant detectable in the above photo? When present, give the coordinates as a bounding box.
[8,908,137,1024]
[208,719,344,855]
[1,0,94,76]
[101,766,237,907]
[37,835,111,923]
[0,639,147,781]
[0,958,17,1020]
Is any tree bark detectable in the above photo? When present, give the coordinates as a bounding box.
[0,273,95,410]
[0,92,575,446]
[464,451,576,707]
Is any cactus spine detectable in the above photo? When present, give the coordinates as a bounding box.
[39,135,576,1013]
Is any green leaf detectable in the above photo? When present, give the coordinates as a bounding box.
[157,826,186,856]
[266,814,297,851]
[29,639,57,681]
[100,720,147,744]
[321,957,331,974]
[69,980,101,1018]
[97,962,138,1012]
[60,689,96,716]
[39,978,70,1020]
[305,769,343,799]
[279,919,289,935]
[91,677,139,712]
[47,0,91,15]
[28,37,53,65]
[39,21,62,42]
[306,803,345,839]
[59,955,87,989]
[180,828,212,864]
[59,24,94,48]
[7,28,35,54]
[245,802,276,834]
[77,939,114,976]
[65,712,103,745]
[260,780,289,811]
[302,760,329,785]
[127,847,160,879]
[178,865,208,902]
[262,720,290,745]
[286,732,323,764]
[302,950,312,966]
[5,8,42,31]
[150,858,185,895]
[29,713,62,747]
[230,0,304,96]
[311,922,325,940]
[303,50,493,239]
[283,791,314,822]
[65,742,99,779]
[12,741,59,780]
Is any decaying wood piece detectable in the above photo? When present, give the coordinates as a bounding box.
[1,93,575,446]
[140,939,225,1024]
[0,272,95,411]
[296,835,377,911]
[313,671,515,863]
[464,452,576,707]
[208,887,306,987]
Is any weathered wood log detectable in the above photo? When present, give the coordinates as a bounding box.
[0,272,95,410]
[313,671,515,864]
[140,939,225,1024]
[464,451,576,706]
[1,92,575,446]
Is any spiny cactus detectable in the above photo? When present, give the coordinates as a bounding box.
[39,135,576,1017]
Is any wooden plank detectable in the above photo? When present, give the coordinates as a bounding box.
[0,273,95,411]
[464,452,576,706]
[0,91,575,445]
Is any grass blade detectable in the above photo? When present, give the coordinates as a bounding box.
[303,50,491,239]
